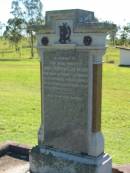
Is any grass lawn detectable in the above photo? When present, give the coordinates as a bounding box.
[0,47,130,164]
[102,63,130,164]
[0,59,41,145]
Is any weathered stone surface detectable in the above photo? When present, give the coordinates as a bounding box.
[30,146,112,173]
[41,49,89,154]
[36,9,113,156]
[46,9,97,26]
[30,8,115,173]
[38,46,105,156]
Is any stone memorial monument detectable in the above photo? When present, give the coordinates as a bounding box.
[30,9,115,173]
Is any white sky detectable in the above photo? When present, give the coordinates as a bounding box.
[0,0,130,26]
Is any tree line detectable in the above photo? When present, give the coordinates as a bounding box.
[3,0,44,58]
[1,1,130,58]
[109,24,130,46]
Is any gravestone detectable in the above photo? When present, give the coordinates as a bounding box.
[30,9,115,173]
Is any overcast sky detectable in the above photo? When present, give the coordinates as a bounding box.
[0,0,130,26]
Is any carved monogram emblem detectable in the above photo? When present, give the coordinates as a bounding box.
[59,23,71,44]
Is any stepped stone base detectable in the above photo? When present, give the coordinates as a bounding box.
[30,146,112,173]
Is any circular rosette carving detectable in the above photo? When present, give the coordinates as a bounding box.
[41,37,49,46]
[83,36,92,46]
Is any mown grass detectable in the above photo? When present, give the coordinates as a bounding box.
[0,46,130,164]
[102,63,130,164]
[0,38,39,59]
[0,59,41,145]
[103,46,120,64]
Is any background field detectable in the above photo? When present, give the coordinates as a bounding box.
[0,46,130,164]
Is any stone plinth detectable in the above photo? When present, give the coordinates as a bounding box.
[30,146,112,173]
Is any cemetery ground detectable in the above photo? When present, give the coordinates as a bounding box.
[0,47,130,164]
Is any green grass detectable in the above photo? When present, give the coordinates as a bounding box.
[0,47,130,164]
[0,38,39,59]
[0,59,41,145]
[103,47,120,64]
[102,63,130,164]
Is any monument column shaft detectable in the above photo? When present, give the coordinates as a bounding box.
[92,64,102,132]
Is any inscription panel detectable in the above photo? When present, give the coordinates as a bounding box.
[43,49,90,154]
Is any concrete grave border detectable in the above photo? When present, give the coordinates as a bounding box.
[0,141,30,161]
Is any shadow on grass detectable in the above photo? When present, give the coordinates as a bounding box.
[0,58,21,61]
[118,65,130,68]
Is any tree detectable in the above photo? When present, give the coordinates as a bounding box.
[3,18,25,51]
[22,0,44,58]
[4,0,44,58]
[120,26,130,46]
[109,25,118,46]
[11,0,24,18]
[23,0,43,24]
[3,0,25,51]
